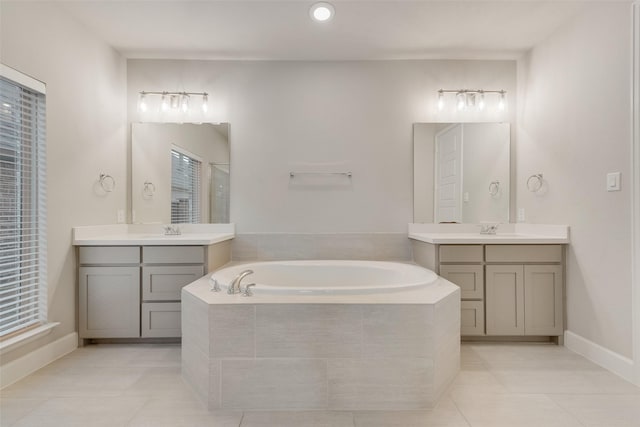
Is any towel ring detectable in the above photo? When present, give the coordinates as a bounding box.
[489,181,500,196]
[143,181,156,198]
[527,174,543,192]
[99,173,115,192]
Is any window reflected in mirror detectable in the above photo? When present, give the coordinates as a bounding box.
[132,123,230,224]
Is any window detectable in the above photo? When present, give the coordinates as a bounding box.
[171,147,201,223]
[0,66,47,338]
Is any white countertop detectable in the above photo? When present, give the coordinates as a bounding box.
[408,223,569,244]
[72,223,235,246]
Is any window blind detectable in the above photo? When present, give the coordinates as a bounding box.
[0,71,47,337]
[171,149,201,224]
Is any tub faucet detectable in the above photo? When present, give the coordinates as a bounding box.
[228,269,254,294]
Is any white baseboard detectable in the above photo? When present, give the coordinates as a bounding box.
[0,332,78,389]
[564,330,636,384]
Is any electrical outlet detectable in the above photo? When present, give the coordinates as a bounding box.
[517,208,525,222]
[117,209,125,223]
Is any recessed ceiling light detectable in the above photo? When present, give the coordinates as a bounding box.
[310,2,335,22]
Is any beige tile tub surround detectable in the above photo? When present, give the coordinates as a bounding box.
[181,274,461,411]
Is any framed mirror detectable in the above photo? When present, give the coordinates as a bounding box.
[131,122,230,224]
[413,122,510,223]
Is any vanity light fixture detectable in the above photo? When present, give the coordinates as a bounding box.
[437,89,507,112]
[137,91,209,114]
[310,2,335,22]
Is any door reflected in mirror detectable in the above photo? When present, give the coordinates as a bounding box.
[413,122,510,224]
[132,123,230,224]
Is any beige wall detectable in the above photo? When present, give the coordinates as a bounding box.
[128,59,516,232]
[0,2,127,363]
[517,3,632,357]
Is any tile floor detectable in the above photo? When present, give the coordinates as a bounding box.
[1,342,639,426]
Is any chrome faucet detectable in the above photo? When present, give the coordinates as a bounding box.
[164,225,181,235]
[479,223,499,235]
[228,269,254,294]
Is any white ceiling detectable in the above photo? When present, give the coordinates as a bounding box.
[54,0,612,60]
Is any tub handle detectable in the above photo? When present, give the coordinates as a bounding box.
[242,283,256,297]
[209,278,221,292]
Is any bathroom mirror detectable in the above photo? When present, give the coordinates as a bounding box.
[131,122,230,224]
[413,122,510,223]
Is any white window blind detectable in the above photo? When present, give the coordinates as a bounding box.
[171,148,201,224]
[0,68,47,338]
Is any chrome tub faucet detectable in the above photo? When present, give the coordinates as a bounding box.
[228,269,254,294]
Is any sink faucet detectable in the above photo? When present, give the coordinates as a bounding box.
[228,269,254,294]
[479,224,499,235]
[163,225,181,235]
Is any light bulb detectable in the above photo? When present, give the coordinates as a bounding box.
[466,92,476,109]
[202,94,208,113]
[437,91,444,111]
[138,93,147,112]
[498,91,507,111]
[478,92,486,111]
[170,94,180,109]
[181,94,190,113]
[161,93,169,112]
[456,92,466,111]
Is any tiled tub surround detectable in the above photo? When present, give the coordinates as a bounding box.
[181,271,460,411]
[231,232,412,261]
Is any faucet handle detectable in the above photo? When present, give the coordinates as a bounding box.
[209,278,221,292]
[242,283,256,297]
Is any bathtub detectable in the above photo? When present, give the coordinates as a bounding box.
[210,260,439,295]
[182,260,460,411]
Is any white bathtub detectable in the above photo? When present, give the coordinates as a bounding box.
[210,260,439,295]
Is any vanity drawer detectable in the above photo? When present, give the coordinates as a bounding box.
[440,264,484,299]
[141,302,181,338]
[79,246,140,265]
[142,265,205,301]
[439,245,483,263]
[461,300,485,336]
[485,245,562,263]
[142,246,204,264]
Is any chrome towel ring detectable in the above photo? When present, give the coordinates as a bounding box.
[527,174,544,192]
[99,173,115,192]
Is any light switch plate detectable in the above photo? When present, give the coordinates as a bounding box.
[607,172,621,192]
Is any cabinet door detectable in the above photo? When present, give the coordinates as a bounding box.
[142,265,204,301]
[461,300,485,336]
[440,265,484,299]
[486,265,524,335]
[524,265,563,336]
[79,266,140,338]
[141,302,181,338]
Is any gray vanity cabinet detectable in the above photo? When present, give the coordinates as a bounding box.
[485,245,564,337]
[78,247,141,338]
[412,240,565,341]
[77,242,231,340]
[141,247,205,338]
[438,246,486,336]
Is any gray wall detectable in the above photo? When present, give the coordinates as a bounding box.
[517,3,632,358]
[127,59,517,233]
[0,2,127,363]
